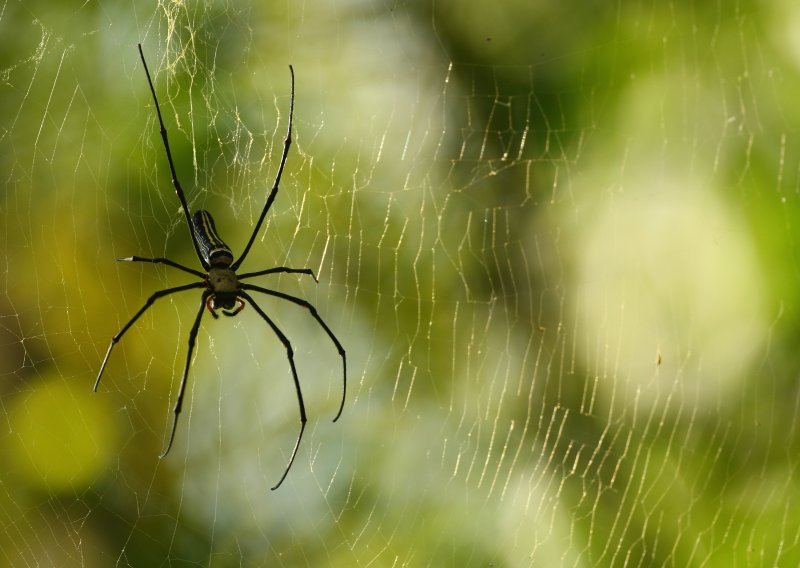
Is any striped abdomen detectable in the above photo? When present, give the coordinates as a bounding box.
[192,210,234,267]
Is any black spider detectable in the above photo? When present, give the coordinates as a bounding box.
[94,44,346,490]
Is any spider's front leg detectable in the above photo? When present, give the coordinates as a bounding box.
[160,291,210,458]
[239,291,306,490]
[94,281,206,391]
[241,283,347,422]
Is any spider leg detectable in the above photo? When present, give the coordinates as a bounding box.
[94,281,206,392]
[116,255,205,278]
[241,283,346,422]
[238,266,318,283]
[160,291,209,458]
[232,65,294,271]
[239,291,306,490]
[138,44,208,270]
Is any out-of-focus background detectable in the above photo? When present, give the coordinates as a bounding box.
[1,1,799,566]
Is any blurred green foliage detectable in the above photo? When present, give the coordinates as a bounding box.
[2,0,800,566]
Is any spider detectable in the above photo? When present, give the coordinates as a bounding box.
[94,44,346,490]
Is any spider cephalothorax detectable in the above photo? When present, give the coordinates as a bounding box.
[94,44,346,490]
[205,265,243,317]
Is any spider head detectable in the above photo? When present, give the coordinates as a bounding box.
[206,294,245,319]
[205,267,243,318]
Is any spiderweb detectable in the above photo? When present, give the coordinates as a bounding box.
[1,0,797,566]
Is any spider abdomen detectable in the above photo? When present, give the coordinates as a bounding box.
[192,210,234,268]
